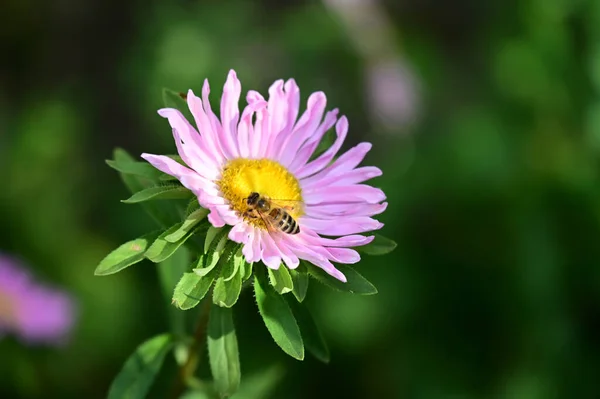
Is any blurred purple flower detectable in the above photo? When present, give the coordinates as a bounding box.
[0,254,75,346]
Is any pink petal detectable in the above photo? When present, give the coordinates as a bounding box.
[141,154,217,197]
[284,79,300,133]
[289,109,339,172]
[187,89,225,166]
[295,116,348,179]
[303,184,386,205]
[259,231,282,269]
[306,202,388,218]
[302,166,382,188]
[242,228,260,263]
[324,247,360,264]
[278,92,327,166]
[219,70,242,159]
[273,235,300,269]
[300,216,384,236]
[157,108,218,179]
[285,238,347,282]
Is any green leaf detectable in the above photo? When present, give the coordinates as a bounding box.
[357,234,397,256]
[305,262,378,295]
[162,88,189,112]
[212,243,243,308]
[122,185,193,204]
[207,305,241,398]
[145,223,197,263]
[205,226,228,254]
[254,269,304,360]
[288,300,330,363]
[268,266,294,295]
[95,231,160,276]
[164,208,208,243]
[289,267,309,302]
[111,148,179,228]
[106,159,164,180]
[172,259,220,310]
[242,260,253,282]
[107,334,173,399]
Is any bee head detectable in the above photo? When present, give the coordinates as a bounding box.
[246,192,260,206]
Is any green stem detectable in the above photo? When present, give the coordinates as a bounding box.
[170,299,211,399]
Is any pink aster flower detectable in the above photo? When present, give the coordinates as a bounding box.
[0,254,76,346]
[142,70,386,282]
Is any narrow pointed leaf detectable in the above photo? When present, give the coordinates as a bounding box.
[112,148,178,228]
[288,300,330,363]
[172,256,221,310]
[268,266,294,294]
[254,271,304,360]
[357,234,397,256]
[207,305,241,398]
[95,231,160,276]
[305,262,378,295]
[145,224,197,263]
[242,261,253,282]
[122,185,193,204]
[106,159,164,180]
[212,244,243,308]
[164,208,208,243]
[289,267,309,302]
[107,334,173,399]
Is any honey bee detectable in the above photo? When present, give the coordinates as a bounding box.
[243,192,301,235]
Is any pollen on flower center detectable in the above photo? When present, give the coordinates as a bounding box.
[216,158,304,228]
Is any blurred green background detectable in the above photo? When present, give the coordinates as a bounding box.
[2,0,600,398]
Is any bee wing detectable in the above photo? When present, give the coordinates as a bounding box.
[268,198,304,213]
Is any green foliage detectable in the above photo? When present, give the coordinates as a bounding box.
[356,234,397,256]
[288,300,330,363]
[289,266,309,302]
[207,305,241,398]
[267,266,294,295]
[172,255,220,310]
[121,185,193,204]
[162,88,194,122]
[254,268,304,360]
[107,334,173,399]
[212,243,244,308]
[106,159,164,180]
[304,262,378,295]
[145,222,199,263]
[111,148,180,227]
[95,231,160,276]
[164,208,208,243]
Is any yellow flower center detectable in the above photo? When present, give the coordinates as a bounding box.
[217,158,304,229]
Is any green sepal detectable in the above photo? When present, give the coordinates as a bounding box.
[94,231,161,276]
[107,334,174,399]
[122,185,193,204]
[164,208,208,243]
[145,223,198,263]
[254,267,304,360]
[207,305,241,398]
[304,262,378,295]
[268,266,294,295]
[212,243,243,308]
[289,265,309,302]
[288,300,330,363]
[356,234,397,256]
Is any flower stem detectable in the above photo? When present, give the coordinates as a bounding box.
[170,299,211,399]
